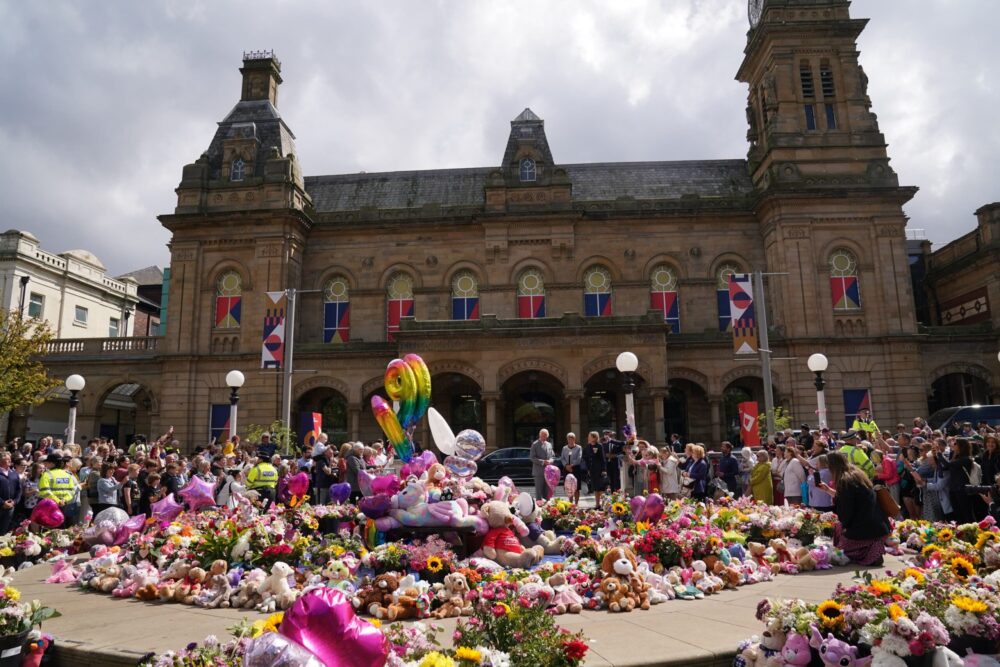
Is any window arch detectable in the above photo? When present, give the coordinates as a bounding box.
[214,270,242,329]
[583,265,612,317]
[519,158,536,182]
[715,263,742,331]
[451,271,480,321]
[230,158,246,182]
[323,276,350,344]
[517,268,546,319]
[829,248,861,311]
[649,264,680,332]
[386,272,415,341]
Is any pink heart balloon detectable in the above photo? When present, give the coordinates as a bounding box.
[151,493,183,523]
[357,470,375,497]
[114,513,147,545]
[370,474,400,497]
[630,495,646,522]
[544,464,560,492]
[279,588,388,667]
[644,493,665,523]
[31,499,63,528]
[178,476,216,512]
[288,472,310,498]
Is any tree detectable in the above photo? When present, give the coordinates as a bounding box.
[0,309,60,415]
[246,420,297,455]
[758,406,793,440]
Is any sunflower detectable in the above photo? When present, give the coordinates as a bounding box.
[937,528,954,544]
[419,652,457,667]
[921,544,942,558]
[869,580,893,596]
[426,556,444,573]
[951,595,988,614]
[887,603,906,621]
[368,618,382,629]
[816,599,845,628]
[903,568,926,583]
[975,532,997,551]
[611,502,629,516]
[262,612,284,634]
[574,525,593,538]
[454,647,483,664]
[950,556,975,580]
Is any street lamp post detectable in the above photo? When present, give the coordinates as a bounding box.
[226,370,245,442]
[616,351,639,439]
[807,353,829,430]
[65,374,85,446]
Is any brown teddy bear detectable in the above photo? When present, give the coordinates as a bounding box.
[432,572,474,619]
[479,501,544,568]
[352,573,399,618]
[178,566,208,605]
[384,584,422,621]
[600,576,635,612]
[712,560,742,590]
[601,546,649,610]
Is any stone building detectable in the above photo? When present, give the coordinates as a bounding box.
[34,0,1000,451]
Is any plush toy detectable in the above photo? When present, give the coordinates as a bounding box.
[601,546,650,609]
[767,538,799,575]
[739,636,778,667]
[96,564,122,593]
[794,546,816,573]
[353,573,399,618]
[46,559,81,584]
[747,542,769,568]
[375,479,487,534]
[479,501,544,568]
[231,568,267,609]
[424,463,449,490]
[383,576,429,621]
[133,561,160,601]
[809,546,832,570]
[809,624,872,667]
[196,572,232,609]
[635,563,673,603]
[179,566,208,605]
[257,561,297,612]
[547,572,584,613]
[432,572,474,619]
[770,631,811,667]
[712,560,741,590]
[515,496,565,555]
[600,576,634,612]
[111,564,138,597]
[959,650,1000,667]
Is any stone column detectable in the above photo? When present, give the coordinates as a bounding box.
[651,389,667,446]
[482,392,500,451]
[348,404,361,441]
[566,391,583,438]
[709,396,722,444]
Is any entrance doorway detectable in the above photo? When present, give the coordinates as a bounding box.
[501,371,564,447]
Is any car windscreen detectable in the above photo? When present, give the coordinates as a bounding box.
[927,407,959,430]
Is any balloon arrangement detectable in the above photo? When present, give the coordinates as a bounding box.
[428,407,486,479]
[370,354,431,463]
[286,472,310,507]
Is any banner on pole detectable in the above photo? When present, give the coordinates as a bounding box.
[300,412,322,449]
[210,404,231,443]
[261,291,287,369]
[738,401,760,446]
[728,273,759,355]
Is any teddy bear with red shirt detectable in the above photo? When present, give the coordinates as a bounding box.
[478,500,544,568]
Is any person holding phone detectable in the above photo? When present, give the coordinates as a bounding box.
[807,455,834,511]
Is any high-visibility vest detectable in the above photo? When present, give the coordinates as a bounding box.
[840,445,876,478]
[38,469,78,504]
[246,463,278,490]
[851,417,880,436]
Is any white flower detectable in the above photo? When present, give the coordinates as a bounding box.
[878,633,911,657]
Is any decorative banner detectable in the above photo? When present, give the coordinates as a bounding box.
[831,275,861,310]
[728,273,758,355]
[842,388,871,430]
[209,404,230,443]
[300,412,322,449]
[261,291,287,369]
[939,286,990,326]
[517,293,545,319]
[738,401,760,446]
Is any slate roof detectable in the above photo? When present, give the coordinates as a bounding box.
[304,159,752,213]
[204,100,298,180]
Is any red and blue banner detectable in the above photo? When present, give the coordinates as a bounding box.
[728,274,758,355]
[324,301,350,343]
[517,294,545,319]
[452,296,479,321]
[300,412,322,449]
[210,404,231,443]
[717,290,732,332]
[650,290,680,333]
[215,295,241,328]
[261,291,286,369]
[387,298,414,341]
[843,389,871,429]
[584,292,612,317]
[831,276,861,310]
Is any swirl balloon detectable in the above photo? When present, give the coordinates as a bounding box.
[371,353,432,462]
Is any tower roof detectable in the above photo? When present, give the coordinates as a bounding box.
[501,107,554,166]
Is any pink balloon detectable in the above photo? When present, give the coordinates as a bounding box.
[279,588,388,667]
[544,464,560,493]
[630,495,646,522]
[113,513,147,545]
[399,463,413,478]
[643,493,665,523]
[151,493,183,523]
[370,474,400,497]
[564,473,578,497]
[357,470,375,497]
[178,476,216,512]
[31,499,64,528]
[288,472,310,498]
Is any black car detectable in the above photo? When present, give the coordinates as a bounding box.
[928,405,1000,435]
[476,447,535,486]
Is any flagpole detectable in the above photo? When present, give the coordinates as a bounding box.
[753,270,776,437]
[281,288,296,456]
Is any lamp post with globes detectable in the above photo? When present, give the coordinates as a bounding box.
[64,374,85,446]
[616,351,639,440]
[807,353,829,430]
[226,370,245,442]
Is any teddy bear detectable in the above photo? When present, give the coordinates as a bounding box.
[230,568,267,609]
[546,572,584,613]
[382,579,425,621]
[133,561,161,601]
[479,501,544,568]
[635,563,673,603]
[768,538,798,574]
[515,497,565,555]
[322,559,356,594]
[257,561,297,612]
[111,564,138,598]
[518,575,555,609]
[195,571,232,609]
[712,560,742,590]
[424,463,449,490]
[768,631,811,667]
[178,566,208,605]
[600,576,635,612]
[353,573,399,618]
[432,572,474,619]
[603,546,651,609]
[794,546,816,573]
[747,541,769,567]
[96,563,123,593]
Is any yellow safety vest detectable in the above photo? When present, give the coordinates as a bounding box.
[246,463,278,490]
[38,469,78,504]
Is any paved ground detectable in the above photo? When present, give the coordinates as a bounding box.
[10,555,903,666]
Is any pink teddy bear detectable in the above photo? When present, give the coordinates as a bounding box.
[769,631,811,667]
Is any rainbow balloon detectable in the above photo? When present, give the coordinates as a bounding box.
[371,353,432,462]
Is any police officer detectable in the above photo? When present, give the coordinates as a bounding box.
[38,451,80,527]
[246,456,279,508]
[837,431,876,479]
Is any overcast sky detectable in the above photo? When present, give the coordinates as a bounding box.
[2,0,997,276]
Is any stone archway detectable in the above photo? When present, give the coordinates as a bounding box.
[500,369,566,448]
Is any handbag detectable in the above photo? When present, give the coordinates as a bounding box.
[800,480,810,504]
[874,485,900,518]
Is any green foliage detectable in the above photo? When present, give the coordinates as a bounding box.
[759,406,793,439]
[246,419,297,454]
[0,309,59,415]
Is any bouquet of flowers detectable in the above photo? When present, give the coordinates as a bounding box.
[0,584,59,638]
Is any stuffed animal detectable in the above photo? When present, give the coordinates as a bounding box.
[383,578,427,621]
[322,559,356,593]
[353,573,399,618]
[770,631,811,667]
[601,546,649,609]
[231,568,267,609]
[635,563,673,603]
[96,564,122,593]
[133,561,160,601]
[794,546,816,573]
[46,559,81,585]
[179,566,208,605]
[739,636,775,667]
[768,538,798,574]
[196,572,232,609]
[547,572,584,613]
[432,572,473,619]
[479,501,544,568]
[747,542,769,568]
[375,479,487,533]
[424,463,449,490]
[257,561,297,612]
[809,624,872,667]
[809,546,832,570]
[111,564,138,597]
[712,561,741,590]
[600,576,634,612]
[515,497,565,555]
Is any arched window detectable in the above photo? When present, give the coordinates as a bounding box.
[230,158,246,182]
[583,266,612,317]
[715,263,742,331]
[386,272,414,341]
[451,271,479,321]
[649,264,680,332]
[517,268,546,319]
[214,270,242,329]
[519,158,536,182]
[829,248,862,311]
[323,276,350,344]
